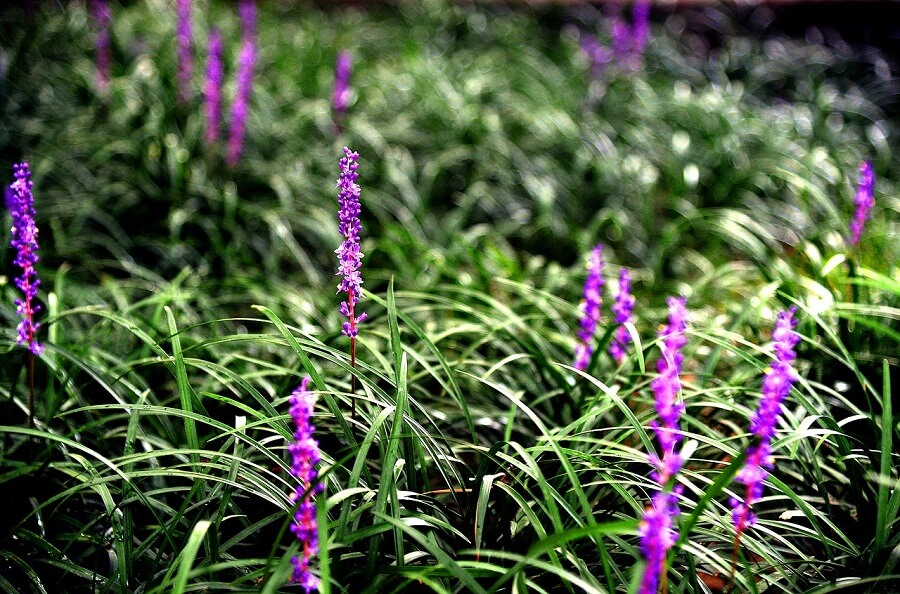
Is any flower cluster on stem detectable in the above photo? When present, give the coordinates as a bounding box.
[573,244,604,371]
[609,268,636,365]
[176,0,192,103]
[288,377,322,592]
[226,0,257,167]
[849,161,875,246]
[7,163,43,357]
[730,308,800,537]
[336,147,367,339]
[332,51,352,125]
[639,296,689,593]
[204,28,224,146]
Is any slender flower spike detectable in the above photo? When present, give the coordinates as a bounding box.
[7,163,43,356]
[610,16,632,68]
[609,268,636,365]
[288,377,322,592]
[639,296,689,592]
[631,1,651,69]
[336,147,367,338]
[204,28,224,146]
[176,0,192,103]
[580,32,611,79]
[849,161,876,245]
[332,51,352,119]
[226,0,257,167]
[730,308,800,535]
[91,0,112,91]
[573,244,604,371]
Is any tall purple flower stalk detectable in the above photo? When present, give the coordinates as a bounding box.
[91,0,112,91]
[639,296,689,594]
[610,16,632,67]
[336,148,367,413]
[226,0,257,167]
[332,51,352,125]
[573,244,604,371]
[609,268,636,365]
[7,163,43,357]
[580,32,611,79]
[204,28,224,146]
[288,377,322,592]
[730,308,800,539]
[631,1,651,68]
[849,161,875,245]
[176,0,192,103]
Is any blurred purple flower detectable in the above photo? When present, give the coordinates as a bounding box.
[332,51,352,119]
[631,1,651,68]
[176,0,192,103]
[336,147,367,338]
[91,0,112,91]
[204,28,224,146]
[849,161,875,245]
[610,17,632,68]
[226,0,257,166]
[649,296,688,485]
[574,244,604,371]
[638,490,678,594]
[609,268,636,365]
[288,377,322,592]
[580,32,611,78]
[731,308,800,535]
[7,163,43,356]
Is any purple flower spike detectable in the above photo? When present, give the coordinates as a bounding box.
[580,32,612,78]
[226,0,257,167]
[7,163,43,356]
[849,161,875,246]
[332,51,352,118]
[288,377,322,591]
[91,0,112,91]
[574,245,604,371]
[204,28,224,146]
[731,308,800,535]
[176,0,192,103]
[631,1,651,68]
[336,148,367,338]
[638,491,679,594]
[610,16,632,68]
[609,268,636,365]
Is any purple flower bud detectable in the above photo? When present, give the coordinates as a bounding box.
[631,1,651,68]
[849,161,875,245]
[7,163,43,356]
[91,0,112,91]
[204,28,224,146]
[332,51,352,118]
[574,245,604,371]
[609,268,636,365]
[336,148,365,338]
[176,0,192,103]
[649,297,688,484]
[288,377,322,591]
[730,308,800,535]
[226,0,257,166]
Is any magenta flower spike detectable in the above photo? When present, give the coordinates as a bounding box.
[730,308,800,536]
[91,0,112,91]
[6,163,43,356]
[609,268,636,365]
[226,0,257,167]
[332,51,352,119]
[580,32,612,78]
[849,161,875,246]
[176,0,192,103]
[638,296,689,592]
[336,147,367,339]
[288,377,322,592]
[573,244,604,371]
[631,1,651,68]
[204,28,224,146]
[610,16,632,68]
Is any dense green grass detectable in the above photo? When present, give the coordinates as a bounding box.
[1,1,898,592]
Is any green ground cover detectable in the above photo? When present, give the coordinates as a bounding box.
[0,0,898,592]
